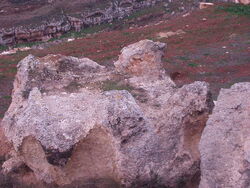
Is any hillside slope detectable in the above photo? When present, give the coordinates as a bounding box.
[0,3,249,118]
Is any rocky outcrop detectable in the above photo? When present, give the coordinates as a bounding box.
[0,15,72,45]
[199,83,250,188]
[0,0,162,45]
[1,40,213,187]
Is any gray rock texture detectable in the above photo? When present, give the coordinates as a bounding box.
[1,40,213,187]
[199,82,250,188]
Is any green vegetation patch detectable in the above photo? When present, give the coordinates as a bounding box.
[188,62,198,67]
[0,45,8,52]
[217,4,250,16]
[2,95,12,99]
[14,41,43,48]
[178,56,190,61]
[101,80,133,92]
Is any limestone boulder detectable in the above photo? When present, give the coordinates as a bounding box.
[1,53,152,187]
[199,83,250,188]
[1,40,213,187]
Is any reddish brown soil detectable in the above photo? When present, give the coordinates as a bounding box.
[0,5,250,118]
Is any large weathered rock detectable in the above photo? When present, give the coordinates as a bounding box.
[1,40,213,187]
[199,83,250,188]
[114,41,213,188]
[2,53,149,186]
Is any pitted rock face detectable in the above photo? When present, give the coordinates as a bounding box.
[2,40,213,187]
[199,82,250,188]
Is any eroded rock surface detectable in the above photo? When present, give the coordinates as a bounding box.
[199,82,250,188]
[1,40,213,187]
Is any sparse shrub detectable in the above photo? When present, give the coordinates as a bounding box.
[0,45,8,52]
[14,41,42,48]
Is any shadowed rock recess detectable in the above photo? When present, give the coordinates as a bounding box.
[1,40,213,187]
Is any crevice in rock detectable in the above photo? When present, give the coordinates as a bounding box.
[183,111,208,160]
[43,147,74,167]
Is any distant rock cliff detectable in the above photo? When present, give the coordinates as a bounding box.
[1,0,248,46]
[0,0,162,45]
